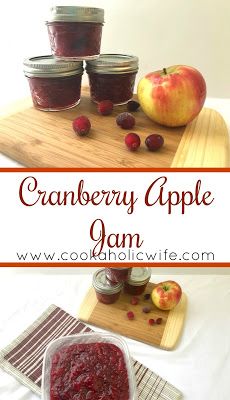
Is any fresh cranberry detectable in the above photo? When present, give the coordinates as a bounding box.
[148,319,156,326]
[127,311,135,320]
[97,100,114,115]
[130,296,139,305]
[125,132,140,151]
[127,100,140,112]
[116,112,135,129]
[144,293,151,300]
[156,317,163,324]
[73,115,91,136]
[142,306,151,313]
[145,134,164,151]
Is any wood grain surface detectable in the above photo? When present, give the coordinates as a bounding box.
[0,88,229,167]
[79,282,187,350]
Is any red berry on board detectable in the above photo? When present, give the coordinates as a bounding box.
[145,134,164,151]
[116,112,135,129]
[125,133,141,151]
[127,100,140,112]
[97,100,114,115]
[130,296,139,305]
[142,306,151,313]
[148,319,155,326]
[72,115,91,136]
[156,317,163,324]
[127,311,135,320]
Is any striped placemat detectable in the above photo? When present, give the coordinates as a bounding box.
[0,305,182,399]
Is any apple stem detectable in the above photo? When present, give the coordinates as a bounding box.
[163,68,167,75]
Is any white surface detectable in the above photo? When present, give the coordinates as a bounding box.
[0,97,229,167]
[0,269,230,400]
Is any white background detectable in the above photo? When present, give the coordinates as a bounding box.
[0,269,230,400]
[0,171,229,263]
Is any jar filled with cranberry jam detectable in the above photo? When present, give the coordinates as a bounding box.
[105,267,132,283]
[93,269,123,304]
[86,54,139,105]
[23,56,83,111]
[46,6,104,61]
[124,267,151,295]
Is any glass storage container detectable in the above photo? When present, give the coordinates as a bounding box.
[23,55,83,111]
[86,54,139,105]
[124,267,151,295]
[92,268,123,304]
[46,6,104,61]
[105,267,132,283]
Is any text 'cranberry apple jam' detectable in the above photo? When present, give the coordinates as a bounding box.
[93,268,123,304]
[124,267,151,295]
[23,56,83,111]
[105,267,132,283]
[46,6,104,61]
[50,342,130,400]
[86,54,139,105]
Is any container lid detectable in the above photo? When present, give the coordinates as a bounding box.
[86,54,139,74]
[93,269,123,294]
[47,6,104,23]
[127,267,151,286]
[23,56,83,78]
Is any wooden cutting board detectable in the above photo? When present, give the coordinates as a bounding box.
[0,88,229,167]
[79,282,187,350]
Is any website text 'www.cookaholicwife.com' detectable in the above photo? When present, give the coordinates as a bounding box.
[16,248,215,262]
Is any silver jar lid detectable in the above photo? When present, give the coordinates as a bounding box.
[93,269,123,294]
[23,56,84,78]
[86,54,139,74]
[47,6,104,23]
[126,267,151,286]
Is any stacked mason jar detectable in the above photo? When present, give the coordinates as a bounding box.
[23,6,139,111]
[92,267,151,304]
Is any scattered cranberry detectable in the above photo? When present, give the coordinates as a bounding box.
[148,319,155,326]
[97,100,114,116]
[145,134,164,151]
[144,293,151,300]
[130,296,139,305]
[156,317,163,324]
[116,112,135,129]
[125,133,141,151]
[142,306,151,313]
[127,100,140,112]
[72,115,91,136]
[127,311,135,320]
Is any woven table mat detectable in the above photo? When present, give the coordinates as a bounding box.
[0,305,182,399]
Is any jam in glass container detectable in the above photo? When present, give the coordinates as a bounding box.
[93,268,123,304]
[86,54,139,105]
[105,267,132,283]
[23,56,83,111]
[46,6,104,61]
[124,267,151,295]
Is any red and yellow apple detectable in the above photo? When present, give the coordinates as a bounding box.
[137,65,206,127]
[151,280,182,310]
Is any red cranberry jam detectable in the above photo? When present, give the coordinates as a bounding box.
[23,56,83,111]
[86,54,139,105]
[105,267,132,283]
[46,6,104,61]
[93,268,123,304]
[50,342,129,400]
[124,267,151,295]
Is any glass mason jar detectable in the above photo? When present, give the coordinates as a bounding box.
[86,54,139,105]
[46,6,104,61]
[105,267,132,284]
[23,55,83,111]
[124,267,151,295]
[93,269,123,304]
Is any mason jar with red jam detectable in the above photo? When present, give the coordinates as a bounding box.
[105,267,132,283]
[23,56,83,111]
[124,267,151,295]
[46,6,104,61]
[86,54,139,105]
[93,269,123,304]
